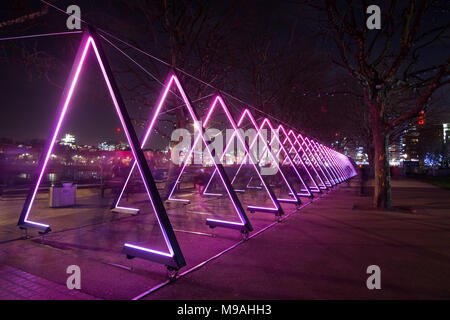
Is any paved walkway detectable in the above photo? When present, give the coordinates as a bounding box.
[145,177,450,299]
[1,177,449,299]
[0,265,96,300]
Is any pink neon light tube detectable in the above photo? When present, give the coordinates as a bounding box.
[286,130,328,188]
[170,96,281,222]
[201,106,287,209]
[325,147,345,180]
[317,143,344,182]
[305,138,337,185]
[258,119,312,196]
[333,149,352,179]
[158,89,265,225]
[321,144,345,182]
[275,124,321,192]
[89,38,175,258]
[21,35,175,258]
[284,129,326,189]
[113,74,178,211]
[292,132,331,187]
[21,36,93,229]
[307,137,340,184]
[212,108,300,204]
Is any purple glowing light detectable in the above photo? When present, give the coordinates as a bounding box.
[211,108,300,206]
[21,36,92,229]
[294,132,333,188]
[302,136,339,185]
[321,144,344,182]
[173,96,281,225]
[319,144,345,182]
[129,82,252,229]
[201,106,284,211]
[235,114,294,196]
[286,130,327,190]
[114,75,179,210]
[275,124,321,193]
[20,34,175,258]
[329,147,353,180]
[258,118,312,198]
[86,39,176,257]
[324,147,344,180]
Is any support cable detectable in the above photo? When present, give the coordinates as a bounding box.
[38,0,331,147]
[0,31,82,41]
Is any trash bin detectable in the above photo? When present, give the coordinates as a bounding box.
[49,182,76,208]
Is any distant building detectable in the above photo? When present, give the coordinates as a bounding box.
[98,142,116,151]
[98,141,130,151]
[389,134,402,166]
[401,122,445,166]
[354,146,368,165]
[60,133,76,149]
[402,125,420,162]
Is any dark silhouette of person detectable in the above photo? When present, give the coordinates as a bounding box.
[194,168,207,195]
[359,165,368,195]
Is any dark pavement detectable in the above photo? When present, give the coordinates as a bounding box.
[1,177,449,299]
[147,178,450,299]
[0,264,95,300]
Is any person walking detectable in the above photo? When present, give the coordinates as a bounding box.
[359,165,368,196]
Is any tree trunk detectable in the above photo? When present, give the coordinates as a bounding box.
[372,124,392,209]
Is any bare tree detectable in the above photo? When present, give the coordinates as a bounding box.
[309,0,450,209]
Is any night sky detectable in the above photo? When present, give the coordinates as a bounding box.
[0,14,150,145]
[0,43,144,145]
[0,0,448,146]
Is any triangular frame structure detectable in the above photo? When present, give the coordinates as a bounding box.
[300,135,339,186]
[324,145,348,181]
[170,95,285,226]
[112,74,190,211]
[113,75,254,232]
[205,108,301,209]
[275,124,322,194]
[339,149,357,178]
[322,145,343,181]
[258,118,313,198]
[289,131,331,189]
[198,99,288,214]
[17,29,186,270]
[234,110,302,205]
[314,140,344,183]
[285,129,328,191]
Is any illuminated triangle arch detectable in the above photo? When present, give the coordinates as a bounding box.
[312,140,344,183]
[300,135,339,186]
[323,144,349,181]
[274,124,322,194]
[204,107,300,209]
[197,96,286,214]
[257,118,313,198]
[284,129,328,191]
[114,75,254,232]
[17,29,186,270]
[234,110,302,205]
[287,130,330,190]
[167,94,282,227]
